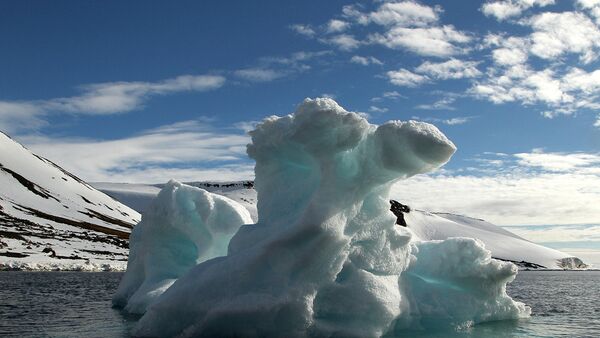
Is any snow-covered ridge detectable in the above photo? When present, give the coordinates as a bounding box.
[408,210,587,269]
[0,131,140,269]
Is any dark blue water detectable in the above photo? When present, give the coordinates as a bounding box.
[0,271,598,337]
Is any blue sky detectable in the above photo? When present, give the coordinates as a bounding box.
[1,0,599,243]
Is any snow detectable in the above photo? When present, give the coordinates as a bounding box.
[0,131,139,268]
[112,180,253,314]
[129,98,529,337]
[407,211,582,269]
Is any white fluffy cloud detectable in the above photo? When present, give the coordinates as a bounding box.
[368,1,441,27]
[326,19,350,33]
[577,0,600,24]
[369,25,471,57]
[303,1,472,57]
[387,68,429,87]
[481,0,555,21]
[325,34,360,51]
[415,59,482,79]
[485,35,530,66]
[528,11,600,64]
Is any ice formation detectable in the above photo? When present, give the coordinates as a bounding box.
[130,98,530,337]
[403,238,529,330]
[112,180,252,314]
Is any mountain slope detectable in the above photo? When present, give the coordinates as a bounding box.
[406,211,586,269]
[0,132,140,270]
[95,181,587,270]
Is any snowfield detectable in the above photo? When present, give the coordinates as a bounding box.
[0,131,140,271]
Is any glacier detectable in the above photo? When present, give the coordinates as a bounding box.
[112,180,252,314]
[125,98,530,337]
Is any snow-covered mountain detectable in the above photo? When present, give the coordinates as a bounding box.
[96,181,587,270]
[0,132,140,270]
[0,130,586,271]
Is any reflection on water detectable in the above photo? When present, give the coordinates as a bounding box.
[0,270,598,337]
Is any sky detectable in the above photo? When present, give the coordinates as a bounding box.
[1,1,599,264]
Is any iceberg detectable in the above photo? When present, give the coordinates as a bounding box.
[112,180,252,314]
[128,98,530,337]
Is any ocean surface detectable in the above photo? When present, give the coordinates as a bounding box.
[0,270,598,337]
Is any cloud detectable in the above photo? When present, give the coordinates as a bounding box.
[415,96,457,110]
[371,91,405,102]
[514,151,600,172]
[415,59,482,79]
[444,117,472,125]
[470,10,600,127]
[369,105,388,113]
[325,34,360,51]
[262,51,332,65]
[52,75,225,115]
[382,91,404,99]
[387,68,429,87]
[470,67,573,105]
[562,68,600,94]
[393,150,600,225]
[350,55,383,66]
[326,19,350,33]
[481,0,555,21]
[484,34,530,66]
[232,50,334,83]
[412,115,473,125]
[302,1,471,57]
[234,68,285,82]
[290,24,316,37]
[505,224,600,243]
[0,74,225,132]
[0,101,46,133]
[394,172,600,226]
[369,25,471,57]
[527,11,600,64]
[577,0,600,24]
[18,120,252,183]
[504,224,600,266]
[368,1,441,27]
[469,64,600,121]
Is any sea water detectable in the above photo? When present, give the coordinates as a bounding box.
[0,271,598,337]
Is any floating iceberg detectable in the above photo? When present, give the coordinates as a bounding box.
[113,180,252,314]
[129,98,530,337]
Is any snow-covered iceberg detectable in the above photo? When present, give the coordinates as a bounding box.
[130,98,530,337]
[112,180,252,314]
